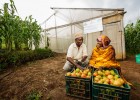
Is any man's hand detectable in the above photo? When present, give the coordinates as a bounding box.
[76,64,85,70]
[81,56,88,62]
[77,61,82,66]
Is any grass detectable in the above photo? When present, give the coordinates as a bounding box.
[26,90,42,100]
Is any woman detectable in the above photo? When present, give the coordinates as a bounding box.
[89,35,134,88]
[89,35,120,68]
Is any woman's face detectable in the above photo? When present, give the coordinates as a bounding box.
[75,37,83,47]
[96,39,103,48]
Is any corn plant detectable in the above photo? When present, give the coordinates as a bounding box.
[0,0,41,51]
[124,18,140,55]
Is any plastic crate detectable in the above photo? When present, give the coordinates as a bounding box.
[92,69,131,100]
[136,54,140,64]
[65,76,91,100]
[92,83,131,100]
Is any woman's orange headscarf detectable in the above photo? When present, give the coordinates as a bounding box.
[97,35,111,48]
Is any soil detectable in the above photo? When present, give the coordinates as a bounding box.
[0,53,140,100]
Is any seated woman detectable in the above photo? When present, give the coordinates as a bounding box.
[89,35,134,88]
[89,35,120,69]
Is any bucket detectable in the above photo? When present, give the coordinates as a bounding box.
[136,54,140,64]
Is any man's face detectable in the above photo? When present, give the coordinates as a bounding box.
[75,37,83,47]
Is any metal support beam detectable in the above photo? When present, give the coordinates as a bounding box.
[43,11,126,32]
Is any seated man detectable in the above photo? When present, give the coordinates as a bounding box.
[63,33,88,72]
[89,35,120,69]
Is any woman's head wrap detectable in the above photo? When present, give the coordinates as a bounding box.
[97,35,111,48]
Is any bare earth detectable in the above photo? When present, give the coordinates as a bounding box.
[0,53,140,100]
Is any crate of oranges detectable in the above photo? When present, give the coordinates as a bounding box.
[65,68,92,100]
[92,68,131,100]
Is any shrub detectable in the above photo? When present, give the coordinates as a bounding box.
[34,48,53,59]
[0,48,53,71]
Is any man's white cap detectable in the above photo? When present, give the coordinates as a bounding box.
[74,33,83,39]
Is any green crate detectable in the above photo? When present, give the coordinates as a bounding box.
[136,54,140,64]
[92,83,131,100]
[65,76,91,100]
[92,68,131,100]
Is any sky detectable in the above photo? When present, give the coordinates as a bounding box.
[1,0,140,28]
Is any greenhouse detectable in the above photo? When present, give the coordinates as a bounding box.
[41,8,126,59]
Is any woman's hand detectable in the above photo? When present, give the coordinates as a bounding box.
[98,66,104,70]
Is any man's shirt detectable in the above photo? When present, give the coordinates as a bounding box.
[67,43,88,61]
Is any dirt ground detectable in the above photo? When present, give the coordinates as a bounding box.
[0,53,140,100]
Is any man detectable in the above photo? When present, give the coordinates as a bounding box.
[63,33,88,72]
